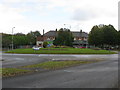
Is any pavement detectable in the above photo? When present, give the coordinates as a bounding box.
[1,53,119,88]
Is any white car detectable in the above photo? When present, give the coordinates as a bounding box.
[32,46,41,50]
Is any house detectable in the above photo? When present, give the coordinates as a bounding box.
[36,30,88,47]
[36,36,44,47]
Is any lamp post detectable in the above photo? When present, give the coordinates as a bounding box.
[12,27,15,50]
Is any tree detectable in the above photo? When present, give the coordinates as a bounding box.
[117,30,120,49]
[15,33,25,36]
[88,25,101,46]
[13,35,29,48]
[2,31,41,49]
[88,24,118,48]
[53,28,74,46]
[27,31,41,45]
[2,33,12,48]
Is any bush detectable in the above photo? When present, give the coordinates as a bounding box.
[43,42,48,48]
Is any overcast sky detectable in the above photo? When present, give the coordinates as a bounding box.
[0,0,119,34]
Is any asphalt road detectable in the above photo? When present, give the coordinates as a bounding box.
[2,53,119,88]
[2,53,87,68]
[2,53,118,68]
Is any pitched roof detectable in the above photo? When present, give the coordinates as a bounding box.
[44,30,88,37]
[72,32,88,37]
[44,31,57,37]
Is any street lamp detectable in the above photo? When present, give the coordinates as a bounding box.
[12,27,15,50]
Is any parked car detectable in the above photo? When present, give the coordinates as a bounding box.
[32,46,41,50]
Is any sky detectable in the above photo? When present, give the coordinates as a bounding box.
[0,0,119,34]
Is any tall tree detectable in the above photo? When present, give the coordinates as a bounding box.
[88,25,103,47]
[2,33,11,48]
[88,24,118,48]
[15,33,25,36]
[53,28,74,46]
[27,31,41,45]
[102,25,118,46]
[13,35,29,48]
[117,30,120,49]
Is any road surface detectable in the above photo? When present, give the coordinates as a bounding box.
[2,53,118,68]
[2,53,119,88]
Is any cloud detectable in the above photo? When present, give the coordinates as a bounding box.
[0,4,26,33]
[72,9,97,21]
[0,0,119,34]
[0,4,25,24]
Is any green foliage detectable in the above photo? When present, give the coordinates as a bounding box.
[102,25,118,45]
[88,25,103,46]
[53,28,74,46]
[2,31,41,48]
[43,41,48,48]
[27,31,41,45]
[88,24,118,48]
[2,34,30,48]
[13,35,30,46]
[2,34,12,48]
[15,33,25,36]
[117,30,120,45]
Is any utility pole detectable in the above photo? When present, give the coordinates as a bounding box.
[12,27,15,50]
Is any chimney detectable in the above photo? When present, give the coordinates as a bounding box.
[43,29,44,35]
[80,29,82,37]
[80,29,82,33]
[55,28,57,32]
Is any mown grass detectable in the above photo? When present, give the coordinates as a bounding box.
[1,60,103,77]
[22,60,100,70]
[6,48,116,54]
[1,68,31,77]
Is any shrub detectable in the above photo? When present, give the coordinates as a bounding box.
[43,42,48,48]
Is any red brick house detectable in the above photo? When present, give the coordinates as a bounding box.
[36,30,88,47]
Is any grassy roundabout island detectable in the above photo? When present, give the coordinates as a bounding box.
[6,48,117,54]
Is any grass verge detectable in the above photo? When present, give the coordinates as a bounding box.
[1,68,31,77]
[1,60,103,77]
[22,60,100,70]
[5,48,117,54]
